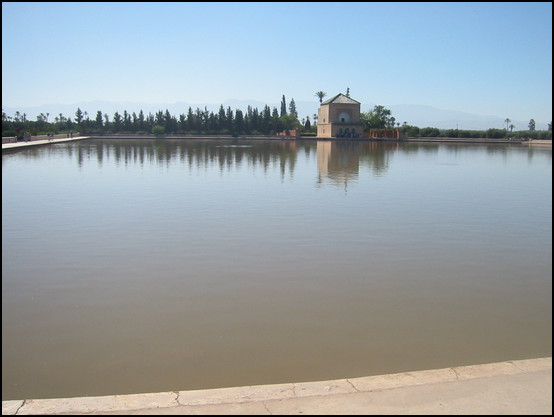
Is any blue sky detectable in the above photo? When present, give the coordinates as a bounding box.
[2,2,552,124]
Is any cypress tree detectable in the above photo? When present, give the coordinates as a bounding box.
[289,98,297,117]
[280,95,287,117]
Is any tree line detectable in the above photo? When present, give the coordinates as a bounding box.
[361,105,552,140]
[3,98,552,140]
[2,95,315,139]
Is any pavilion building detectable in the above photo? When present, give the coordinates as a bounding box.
[317,93,363,138]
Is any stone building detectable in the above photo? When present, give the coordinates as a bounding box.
[317,93,363,138]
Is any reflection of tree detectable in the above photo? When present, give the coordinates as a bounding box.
[10,139,310,177]
[7,140,548,183]
[359,142,395,176]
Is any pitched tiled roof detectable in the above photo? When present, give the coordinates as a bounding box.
[321,93,360,105]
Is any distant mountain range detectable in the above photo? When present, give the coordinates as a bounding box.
[3,99,547,131]
[381,104,548,131]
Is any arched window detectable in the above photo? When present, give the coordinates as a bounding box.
[338,112,350,123]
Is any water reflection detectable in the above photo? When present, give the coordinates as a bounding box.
[87,139,304,180]
[2,137,551,401]
[317,141,360,187]
[4,139,549,184]
[315,141,408,187]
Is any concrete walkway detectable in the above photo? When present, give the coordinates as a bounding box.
[2,136,90,151]
[2,357,551,415]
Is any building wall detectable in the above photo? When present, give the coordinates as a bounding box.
[317,102,362,138]
[330,123,363,138]
[364,129,403,139]
[317,106,331,137]
[2,136,18,144]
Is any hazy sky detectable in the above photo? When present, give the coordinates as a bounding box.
[2,2,552,123]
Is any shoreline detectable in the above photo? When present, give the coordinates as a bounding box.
[3,134,551,152]
[2,357,551,415]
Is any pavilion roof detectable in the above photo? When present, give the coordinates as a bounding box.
[321,93,361,105]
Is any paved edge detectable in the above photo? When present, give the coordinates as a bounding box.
[2,137,90,150]
[2,357,551,415]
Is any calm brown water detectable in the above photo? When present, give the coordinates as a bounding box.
[2,139,552,400]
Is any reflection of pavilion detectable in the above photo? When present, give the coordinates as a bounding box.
[316,141,361,188]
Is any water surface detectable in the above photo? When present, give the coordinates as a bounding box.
[2,139,552,400]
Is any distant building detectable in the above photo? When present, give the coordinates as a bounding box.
[364,128,404,139]
[276,127,301,139]
[317,93,363,138]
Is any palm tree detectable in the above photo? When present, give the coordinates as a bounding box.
[315,91,327,104]
[504,118,511,130]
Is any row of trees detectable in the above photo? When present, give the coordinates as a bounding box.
[2,95,313,138]
[3,99,552,140]
[360,105,552,140]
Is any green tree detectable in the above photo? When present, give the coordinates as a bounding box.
[194,108,203,131]
[187,107,195,132]
[113,111,122,133]
[164,109,177,133]
[261,105,271,134]
[401,124,420,137]
[178,113,186,132]
[280,95,287,117]
[137,110,145,132]
[250,107,260,133]
[36,113,47,123]
[155,110,164,127]
[360,105,395,130]
[145,112,155,131]
[304,115,311,131]
[123,110,132,132]
[152,124,165,135]
[315,91,326,104]
[280,113,299,131]
[207,111,217,133]
[234,109,244,134]
[95,111,103,129]
[131,112,138,132]
[528,119,536,131]
[420,127,440,137]
[505,118,511,130]
[35,113,48,132]
[82,111,90,133]
[225,106,233,132]
[288,98,297,117]
[75,108,83,127]
[486,128,506,139]
[218,105,226,132]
